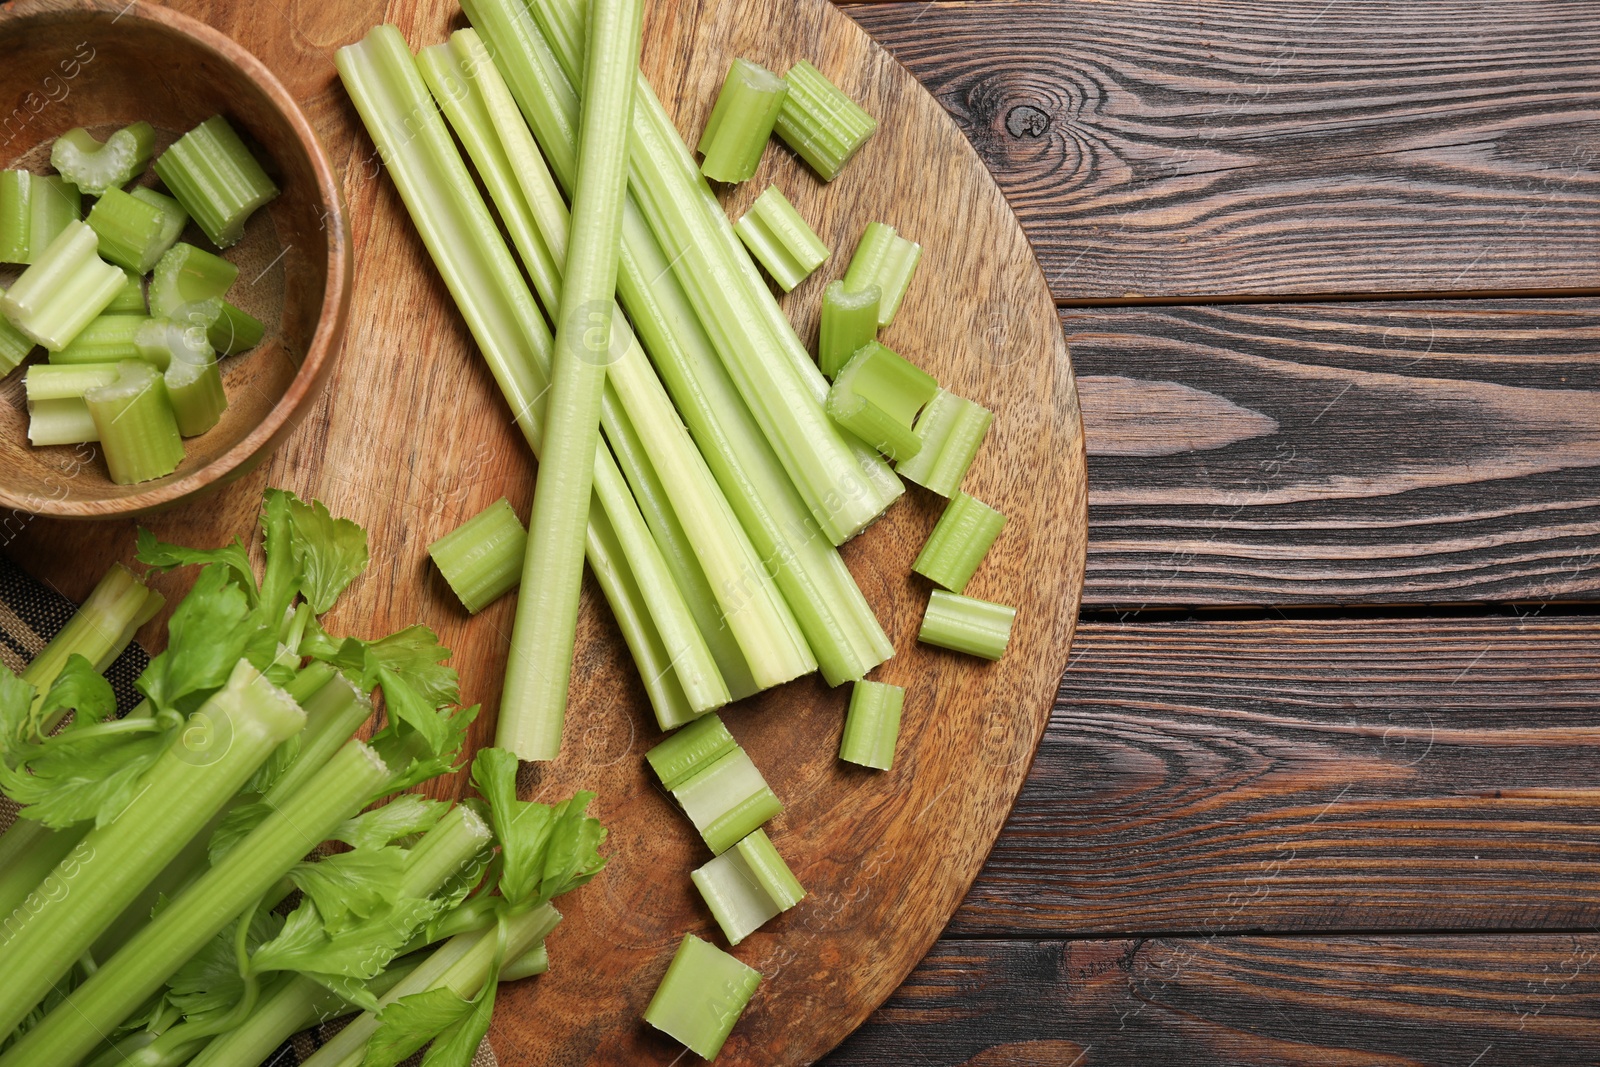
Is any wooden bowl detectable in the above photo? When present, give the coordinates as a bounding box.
[0,0,350,518]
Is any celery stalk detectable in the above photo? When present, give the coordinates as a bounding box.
[913,492,1006,593]
[1,219,126,351]
[50,123,156,196]
[843,221,922,328]
[105,268,147,314]
[647,712,738,790]
[499,0,645,762]
[27,397,98,445]
[150,242,238,318]
[825,341,939,463]
[0,170,28,263]
[643,934,760,1059]
[206,301,264,355]
[0,661,307,1039]
[674,746,783,855]
[134,315,211,372]
[49,313,148,364]
[335,27,721,729]
[152,116,279,248]
[164,347,227,436]
[501,942,550,980]
[839,678,903,769]
[691,827,804,945]
[28,176,84,264]
[896,388,994,497]
[83,360,186,484]
[0,296,36,373]
[428,497,528,614]
[25,361,121,400]
[818,280,878,379]
[918,589,1015,661]
[774,60,877,181]
[697,58,787,184]
[0,740,393,1067]
[735,184,829,292]
[86,187,185,274]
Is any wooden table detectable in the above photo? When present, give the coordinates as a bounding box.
[821,1,1600,1063]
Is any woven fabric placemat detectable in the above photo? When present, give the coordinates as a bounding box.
[0,555,497,1067]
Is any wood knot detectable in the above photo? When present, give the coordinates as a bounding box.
[1005,105,1051,138]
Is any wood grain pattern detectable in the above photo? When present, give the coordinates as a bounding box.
[0,0,1086,1064]
[847,0,1600,301]
[1068,299,1600,608]
[945,615,1600,938]
[824,935,1600,1066]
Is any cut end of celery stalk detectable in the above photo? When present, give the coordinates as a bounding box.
[918,588,1015,661]
[896,388,994,498]
[151,242,240,318]
[83,359,185,484]
[774,60,877,182]
[691,826,805,944]
[1,219,127,351]
[825,340,938,463]
[840,678,903,769]
[50,122,156,196]
[164,348,227,437]
[698,58,788,184]
[734,185,828,292]
[87,187,179,274]
[153,115,279,248]
[842,221,922,328]
[913,491,1007,594]
[428,497,529,614]
[643,934,761,1060]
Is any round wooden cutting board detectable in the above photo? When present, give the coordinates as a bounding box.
[5,0,1086,1061]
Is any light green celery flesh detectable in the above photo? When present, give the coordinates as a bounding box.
[86,187,174,273]
[643,934,760,1060]
[84,360,185,484]
[444,31,810,697]
[918,589,1016,661]
[511,0,901,546]
[843,222,922,328]
[2,219,126,351]
[0,661,307,1040]
[334,28,715,731]
[427,496,528,614]
[646,712,737,790]
[164,351,227,436]
[896,388,994,497]
[260,672,372,806]
[27,176,84,265]
[673,746,783,854]
[150,242,239,318]
[207,301,265,355]
[298,904,561,1067]
[818,280,878,379]
[105,269,147,314]
[0,741,391,1067]
[840,678,903,769]
[691,827,803,945]
[826,342,939,463]
[697,58,788,184]
[0,824,87,930]
[735,185,829,292]
[25,361,121,400]
[462,0,892,685]
[152,116,279,248]
[129,186,190,255]
[913,492,1006,593]
[500,941,550,980]
[50,123,155,196]
[736,826,805,908]
[0,170,29,263]
[50,313,148,364]
[29,395,104,444]
[0,297,34,372]
[774,60,878,182]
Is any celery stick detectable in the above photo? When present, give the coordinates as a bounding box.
[105,268,147,314]
[206,301,264,355]
[818,280,878,379]
[643,934,760,1060]
[918,589,1015,661]
[27,397,98,445]
[913,492,1006,593]
[697,58,787,184]
[500,942,550,980]
[428,497,527,614]
[258,672,371,806]
[896,388,993,497]
[84,359,186,483]
[735,185,829,292]
[0,740,393,1067]
[335,27,720,729]
[839,678,903,769]
[1,219,125,350]
[0,661,306,1039]
[28,175,83,264]
[49,313,148,364]
[0,296,34,373]
[150,242,238,318]
[50,122,155,196]
[825,341,938,462]
[461,10,892,684]
[674,746,783,855]
[842,221,922,328]
[691,827,804,945]
[164,347,227,436]
[774,60,877,181]
[647,712,738,790]
[24,361,122,400]
[87,187,183,274]
[134,315,212,372]
[152,116,279,248]
[499,0,645,762]
[0,170,28,263]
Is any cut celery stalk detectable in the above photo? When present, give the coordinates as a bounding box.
[643,934,760,1060]
[50,313,148,364]
[335,26,721,730]
[153,115,279,248]
[428,497,528,614]
[131,186,190,238]
[674,746,783,855]
[49,122,155,196]
[150,242,238,318]
[840,679,903,769]
[918,589,1015,661]
[29,176,83,265]
[1,220,125,351]
[697,58,788,184]
[691,827,804,945]
[0,292,34,373]
[647,712,739,790]
[27,397,98,445]
[134,315,212,372]
[735,184,828,292]
[843,221,922,328]
[105,268,147,314]
[24,361,121,400]
[914,492,1006,593]
[818,280,878,379]
[86,187,176,273]
[501,942,550,980]
[0,170,28,262]
[164,347,227,436]
[774,60,877,181]
[83,359,185,483]
[206,301,264,355]
[825,341,938,462]
[896,388,993,497]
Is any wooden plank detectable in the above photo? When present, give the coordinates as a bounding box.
[949,615,1600,938]
[824,935,1600,1066]
[1066,299,1600,609]
[846,1,1600,301]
